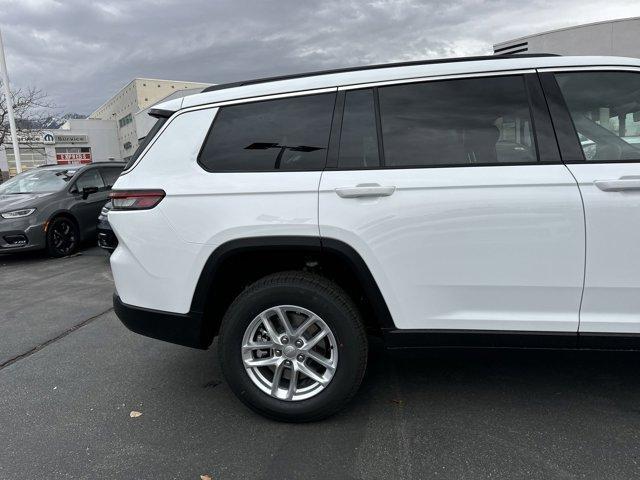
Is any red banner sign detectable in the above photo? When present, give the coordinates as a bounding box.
[56,153,92,165]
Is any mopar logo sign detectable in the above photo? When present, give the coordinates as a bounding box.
[42,132,55,144]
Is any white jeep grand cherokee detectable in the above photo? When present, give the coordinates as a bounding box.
[111,54,640,422]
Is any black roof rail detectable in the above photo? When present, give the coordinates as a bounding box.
[202,53,561,93]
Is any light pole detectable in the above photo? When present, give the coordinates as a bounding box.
[0,27,21,174]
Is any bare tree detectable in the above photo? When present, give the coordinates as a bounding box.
[0,85,55,147]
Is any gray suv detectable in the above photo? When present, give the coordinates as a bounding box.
[0,162,125,257]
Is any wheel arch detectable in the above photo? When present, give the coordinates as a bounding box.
[192,236,396,347]
[46,210,80,234]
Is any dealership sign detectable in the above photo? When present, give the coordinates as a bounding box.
[56,152,92,165]
[42,132,55,144]
[55,134,88,144]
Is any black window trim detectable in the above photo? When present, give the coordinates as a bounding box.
[328,72,560,172]
[524,73,562,163]
[326,87,384,171]
[325,91,345,169]
[197,90,338,173]
[539,67,640,165]
[193,67,640,174]
[373,87,386,168]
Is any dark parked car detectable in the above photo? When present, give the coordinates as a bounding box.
[0,162,125,257]
[97,201,118,252]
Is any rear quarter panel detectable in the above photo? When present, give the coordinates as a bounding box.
[110,107,322,313]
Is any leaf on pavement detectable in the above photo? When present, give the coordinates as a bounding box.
[129,411,143,418]
[200,475,213,480]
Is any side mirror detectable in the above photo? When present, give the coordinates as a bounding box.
[82,186,99,199]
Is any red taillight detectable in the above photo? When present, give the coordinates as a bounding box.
[110,190,166,210]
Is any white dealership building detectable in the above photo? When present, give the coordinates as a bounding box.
[0,118,121,179]
[89,78,211,161]
[493,17,640,57]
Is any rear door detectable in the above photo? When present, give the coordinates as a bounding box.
[70,168,109,237]
[319,73,585,333]
[540,68,640,337]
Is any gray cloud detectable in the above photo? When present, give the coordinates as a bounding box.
[0,0,638,113]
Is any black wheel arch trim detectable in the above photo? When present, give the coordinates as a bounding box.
[47,210,80,234]
[190,235,396,328]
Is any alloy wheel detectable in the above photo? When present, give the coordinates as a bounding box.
[241,305,338,401]
[50,219,77,256]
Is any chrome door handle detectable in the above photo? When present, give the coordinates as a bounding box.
[334,183,396,198]
[594,176,640,192]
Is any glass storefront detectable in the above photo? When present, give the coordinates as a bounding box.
[5,147,49,176]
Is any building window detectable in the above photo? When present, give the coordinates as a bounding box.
[118,114,133,128]
[5,147,48,175]
[56,147,90,153]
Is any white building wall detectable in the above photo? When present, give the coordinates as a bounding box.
[60,119,121,162]
[494,17,640,58]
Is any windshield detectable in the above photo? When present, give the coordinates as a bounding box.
[0,168,75,194]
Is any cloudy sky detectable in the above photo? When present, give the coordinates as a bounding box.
[1,0,639,114]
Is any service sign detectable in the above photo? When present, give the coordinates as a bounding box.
[54,134,88,144]
[56,152,92,165]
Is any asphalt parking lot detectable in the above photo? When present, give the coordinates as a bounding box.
[2,247,640,479]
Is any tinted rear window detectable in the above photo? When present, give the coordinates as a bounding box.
[199,93,336,171]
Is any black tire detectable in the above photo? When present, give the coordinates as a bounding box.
[219,271,368,422]
[46,216,80,258]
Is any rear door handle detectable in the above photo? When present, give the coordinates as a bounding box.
[335,183,396,198]
[594,176,640,192]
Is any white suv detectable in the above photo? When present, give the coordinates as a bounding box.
[110,54,640,421]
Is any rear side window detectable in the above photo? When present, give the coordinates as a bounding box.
[199,93,336,171]
[555,71,640,161]
[378,75,537,167]
[338,89,380,169]
[74,169,105,191]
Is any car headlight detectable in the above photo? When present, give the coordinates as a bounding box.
[1,208,36,219]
